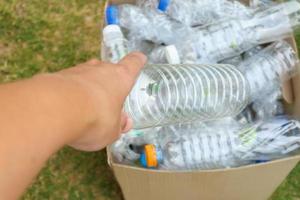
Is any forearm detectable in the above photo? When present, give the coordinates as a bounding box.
[0,74,94,199]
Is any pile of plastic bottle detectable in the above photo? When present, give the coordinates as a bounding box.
[102,0,300,170]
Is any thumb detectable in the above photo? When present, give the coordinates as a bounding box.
[117,52,147,96]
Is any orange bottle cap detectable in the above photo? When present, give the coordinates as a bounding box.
[144,144,158,168]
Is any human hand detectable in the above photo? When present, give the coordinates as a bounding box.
[46,52,146,151]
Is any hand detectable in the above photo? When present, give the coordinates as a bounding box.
[49,52,146,151]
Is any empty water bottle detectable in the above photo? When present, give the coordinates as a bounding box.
[238,41,298,100]
[139,122,250,170]
[102,8,128,63]
[183,1,300,63]
[126,64,250,128]
[139,117,300,170]
[119,4,190,45]
[137,0,252,26]
[239,117,300,161]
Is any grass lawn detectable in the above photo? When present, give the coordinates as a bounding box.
[0,0,299,199]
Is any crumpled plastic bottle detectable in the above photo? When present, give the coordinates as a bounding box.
[238,41,298,101]
[139,116,300,170]
[239,117,300,161]
[177,1,300,63]
[119,4,190,45]
[136,0,253,26]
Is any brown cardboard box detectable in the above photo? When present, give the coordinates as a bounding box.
[103,1,300,199]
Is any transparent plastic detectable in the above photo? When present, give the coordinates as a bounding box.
[220,55,243,66]
[119,4,190,45]
[141,117,300,170]
[242,45,263,60]
[102,25,298,130]
[102,25,128,63]
[239,117,300,161]
[112,118,240,166]
[149,44,191,64]
[125,64,250,129]
[238,41,298,100]
[136,0,252,26]
[185,1,300,63]
[140,120,247,170]
[148,45,168,64]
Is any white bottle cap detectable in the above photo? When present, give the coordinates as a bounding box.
[103,24,124,45]
[281,1,300,16]
[165,45,181,64]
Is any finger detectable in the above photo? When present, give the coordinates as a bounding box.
[122,117,133,133]
[120,112,133,133]
[87,59,101,66]
[118,52,147,91]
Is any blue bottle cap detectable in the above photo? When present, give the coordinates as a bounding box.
[140,152,147,168]
[158,0,170,12]
[106,5,119,25]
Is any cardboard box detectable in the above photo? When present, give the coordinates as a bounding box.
[102,1,300,199]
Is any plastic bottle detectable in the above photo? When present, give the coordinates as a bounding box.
[102,6,129,63]
[239,117,300,161]
[118,4,190,45]
[148,45,182,64]
[140,117,300,170]
[126,63,250,129]
[139,122,249,170]
[238,41,298,101]
[136,0,253,26]
[183,1,300,63]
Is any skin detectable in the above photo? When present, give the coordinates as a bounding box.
[0,52,147,200]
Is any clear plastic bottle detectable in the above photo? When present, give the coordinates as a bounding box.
[136,0,252,26]
[102,21,298,130]
[102,5,129,63]
[238,41,298,100]
[139,117,300,170]
[126,63,250,129]
[239,117,300,161]
[118,4,190,45]
[139,122,249,170]
[184,1,300,63]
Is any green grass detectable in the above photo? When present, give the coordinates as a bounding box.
[0,0,299,199]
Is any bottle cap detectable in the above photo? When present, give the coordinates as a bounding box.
[106,5,119,25]
[140,152,147,168]
[143,144,160,168]
[102,24,123,44]
[158,0,170,12]
[165,45,181,64]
